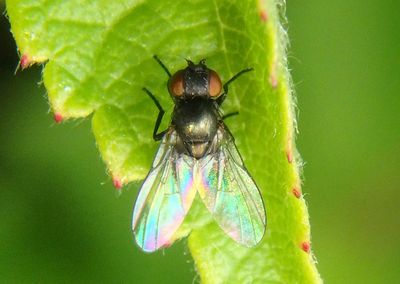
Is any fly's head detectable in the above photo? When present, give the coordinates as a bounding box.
[168,59,222,100]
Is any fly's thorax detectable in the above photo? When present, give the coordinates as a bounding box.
[183,67,208,97]
[172,98,219,159]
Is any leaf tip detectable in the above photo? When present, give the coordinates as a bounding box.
[20,54,32,69]
[54,113,63,124]
[113,177,123,189]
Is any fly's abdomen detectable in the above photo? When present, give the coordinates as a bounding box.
[173,99,218,158]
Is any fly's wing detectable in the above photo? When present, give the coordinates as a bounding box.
[132,130,196,252]
[197,128,266,247]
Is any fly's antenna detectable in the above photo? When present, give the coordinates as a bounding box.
[153,55,171,78]
[185,58,195,68]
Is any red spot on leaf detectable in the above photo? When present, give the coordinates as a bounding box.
[301,241,310,253]
[20,54,31,69]
[292,187,301,198]
[286,150,293,163]
[54,113,63,123]
[113,178,122,189]
[269,73,278,88]
[260,10,268,22]
[161,240,173,249]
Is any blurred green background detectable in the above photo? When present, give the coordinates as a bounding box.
[1,1,399,283]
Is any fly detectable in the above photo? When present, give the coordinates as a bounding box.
[132,56,266,252]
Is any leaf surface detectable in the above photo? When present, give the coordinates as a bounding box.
[6,0,321,282]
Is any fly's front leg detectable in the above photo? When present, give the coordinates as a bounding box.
[217,67,254,106]
[222,111,239,120]
[142,87,167,141]
[153,55,172,78]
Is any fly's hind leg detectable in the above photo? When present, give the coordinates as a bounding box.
[217,67,254,106]
[142,87,168,141]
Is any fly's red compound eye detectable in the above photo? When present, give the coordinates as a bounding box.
[208,70,222,98]
[168,70,184,97]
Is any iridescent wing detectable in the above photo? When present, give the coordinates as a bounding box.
[132,130,196,252]
[197,127,266,247]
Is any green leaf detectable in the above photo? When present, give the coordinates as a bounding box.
[6,0,322,282]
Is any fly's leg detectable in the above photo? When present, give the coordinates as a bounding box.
[153,55,172,78]
[222,111,239,120]
[149,55,170,140]
[142,87,167,141]
[217,67,254,105]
